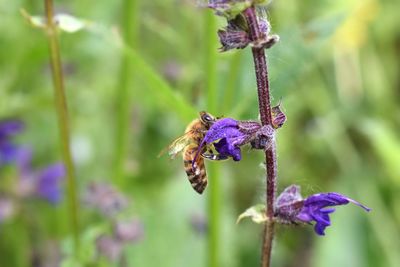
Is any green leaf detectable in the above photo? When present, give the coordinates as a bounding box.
[237,204,267,224]
[60,225,107,266]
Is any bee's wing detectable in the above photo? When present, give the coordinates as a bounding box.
[158,130,195,159]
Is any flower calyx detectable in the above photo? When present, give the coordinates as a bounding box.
[211,4,279,52]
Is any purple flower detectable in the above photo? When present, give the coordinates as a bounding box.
[275,185,371,236]
[197,117,274,162]
[201,118,246,161]
[15,147,65,204]
[297,192,371,235]
[0,119,24,166]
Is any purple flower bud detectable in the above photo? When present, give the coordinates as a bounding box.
[218,28,250,51]
[275,185,371,236]
[271,102,287,129]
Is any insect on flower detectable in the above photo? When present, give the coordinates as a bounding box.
[159,111,221,194]
[194,117,275,163]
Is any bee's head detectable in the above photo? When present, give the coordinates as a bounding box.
[199,111,216,128]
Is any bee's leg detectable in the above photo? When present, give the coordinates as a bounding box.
[201,149,228,161]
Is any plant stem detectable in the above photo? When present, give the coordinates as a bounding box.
[243,6,277,267]
[204,10,221,267]
[114,0,139,186]
[44,0,80,253]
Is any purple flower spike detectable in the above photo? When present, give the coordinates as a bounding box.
[297,192,371,236]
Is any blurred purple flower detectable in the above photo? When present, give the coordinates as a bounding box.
[16,147,65,204]
[275,185,371,236]
[97,218,144,262]
[84,182,128,217]
[162,60,183,84]
[114,218,144,243]
[36,163,65,203]
[0,197,15,223]
[96,235,123,262]
[0,119,24,166]
[190,213,208,234]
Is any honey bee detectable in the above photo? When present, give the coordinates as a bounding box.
[160,111,218,194]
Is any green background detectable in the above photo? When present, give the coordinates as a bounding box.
[0,0,399,266]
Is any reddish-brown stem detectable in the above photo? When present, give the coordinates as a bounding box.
[243,6,277,267]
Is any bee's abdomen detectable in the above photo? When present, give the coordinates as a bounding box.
[183,153,208,194]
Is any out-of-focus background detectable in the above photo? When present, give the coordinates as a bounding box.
[1,0,399,266]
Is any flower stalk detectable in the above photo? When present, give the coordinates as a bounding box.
[243,6,277,267]
[44,0,80,253]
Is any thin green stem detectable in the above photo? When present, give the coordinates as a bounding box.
[44,0,79,253]
[204,10,220,267]
[114,0,139,186]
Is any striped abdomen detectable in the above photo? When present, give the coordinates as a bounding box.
[183,144,207,194]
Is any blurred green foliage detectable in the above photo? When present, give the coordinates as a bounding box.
[0,0,399,266]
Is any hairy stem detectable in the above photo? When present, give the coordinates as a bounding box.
[204,10,221,267]
[243,6,277,267]
[44,0,80,253]
[114,0,139,185]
